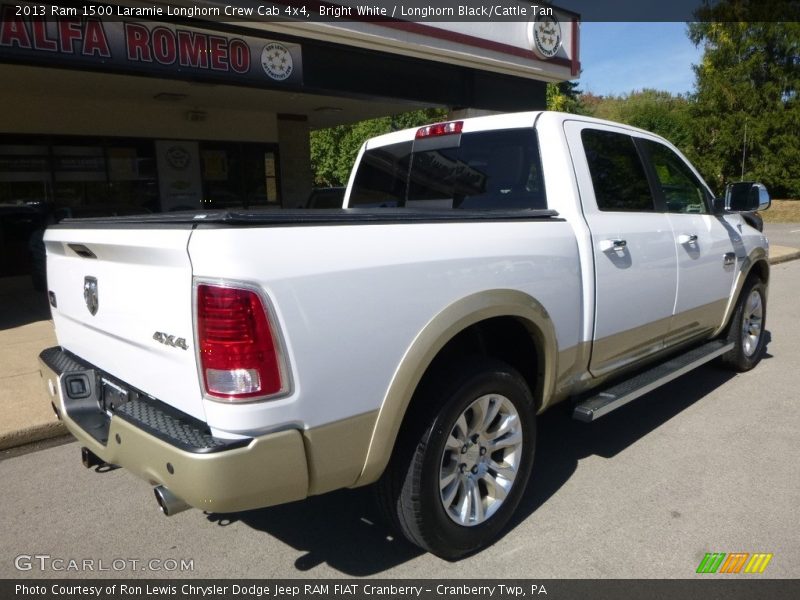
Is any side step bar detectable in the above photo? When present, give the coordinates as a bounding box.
[573,340,734,422]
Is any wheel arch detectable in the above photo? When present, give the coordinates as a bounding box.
[714,247,770,337]
[354,289,557,487]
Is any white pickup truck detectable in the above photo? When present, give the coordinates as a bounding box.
[39,112,770,559]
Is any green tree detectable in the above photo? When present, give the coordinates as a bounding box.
[584,89,693,150]
[546,80,585,113]
[688,7,800,196]
[310,108,447,186]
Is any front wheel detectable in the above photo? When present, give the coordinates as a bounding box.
[377,358,536,560]
[721,277,767,371]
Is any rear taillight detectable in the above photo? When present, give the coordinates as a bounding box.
[415,120,463,139]
[196,283,286,401]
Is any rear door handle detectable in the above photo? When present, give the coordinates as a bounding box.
[723,252,736,266]
[678,233,698,244]
[599,239,627,251]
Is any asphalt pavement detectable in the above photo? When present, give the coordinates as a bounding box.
[764,222,800,250]
[1,259,798,579]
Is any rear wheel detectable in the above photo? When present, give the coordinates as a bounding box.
[721,277,767,371]
[377,358,536,560]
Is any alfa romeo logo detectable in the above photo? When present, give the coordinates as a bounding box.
[261,42,293,81]
[530,16,562,60]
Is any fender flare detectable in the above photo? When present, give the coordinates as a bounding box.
[713,247,770,337]
[353,289,557,487]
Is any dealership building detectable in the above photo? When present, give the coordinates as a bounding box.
[0,0,579,277]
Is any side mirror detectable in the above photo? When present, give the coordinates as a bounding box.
[725,182,771,212]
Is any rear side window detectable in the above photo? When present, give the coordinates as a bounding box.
[349,129,546,210]
[348,142,412,207]
[581,129,654,212]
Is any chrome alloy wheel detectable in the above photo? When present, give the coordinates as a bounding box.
[439,394,524,527]
[741,289,764,357]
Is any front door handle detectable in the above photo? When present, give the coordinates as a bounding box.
[599,239,627,251]
[678,233,699,244]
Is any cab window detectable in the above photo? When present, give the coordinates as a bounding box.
[642,140,710,214]
[349,129,546,210]
[581,129,654,212]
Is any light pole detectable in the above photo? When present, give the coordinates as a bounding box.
[740,119,748,181]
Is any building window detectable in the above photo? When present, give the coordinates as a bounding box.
[201,143,280,210]
[0,143,52,207]
[0,135,280,216]
[106,141,160,213]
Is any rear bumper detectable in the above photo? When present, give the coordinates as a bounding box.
[38,346,309,513]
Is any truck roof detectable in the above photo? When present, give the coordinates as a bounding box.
[364,111,543,149]
[363,110,671,149]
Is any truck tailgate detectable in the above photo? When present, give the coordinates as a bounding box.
[43,226,205,421]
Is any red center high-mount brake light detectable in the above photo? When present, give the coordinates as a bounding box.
[415,121,463,139]
[196,283,286,401]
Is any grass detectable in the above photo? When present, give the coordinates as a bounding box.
[761,199,800,223]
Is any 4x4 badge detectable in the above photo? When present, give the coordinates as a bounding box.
[153,331,189,351]
[83,276,98,316]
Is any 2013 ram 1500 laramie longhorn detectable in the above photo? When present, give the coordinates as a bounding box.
[39,112,771,559]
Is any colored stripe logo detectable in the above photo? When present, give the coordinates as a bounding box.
[697,552,773,574]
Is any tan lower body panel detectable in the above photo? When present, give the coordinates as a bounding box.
[590,299,728,378]
[590,315,672,377]
[665,299,728,346]
[302,411,379,495]
[68,415,309,513]
[61,406,382,511]
[43,355,385,511]
[41,359,310,514]
[108,419,309,513]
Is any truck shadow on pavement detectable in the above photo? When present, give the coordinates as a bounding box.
[510,362,745,532]
[206,346,770,575]
[206,486,423,574]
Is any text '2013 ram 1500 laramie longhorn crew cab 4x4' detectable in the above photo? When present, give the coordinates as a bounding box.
[39,112,770,559]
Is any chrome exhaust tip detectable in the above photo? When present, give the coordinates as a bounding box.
[154,486,190,517]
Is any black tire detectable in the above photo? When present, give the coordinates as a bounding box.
[720,277,767,372]
[377,357,536,560]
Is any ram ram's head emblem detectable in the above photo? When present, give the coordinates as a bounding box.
[83,276,98,316]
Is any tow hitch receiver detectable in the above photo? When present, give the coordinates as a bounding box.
[81,446,107,469]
